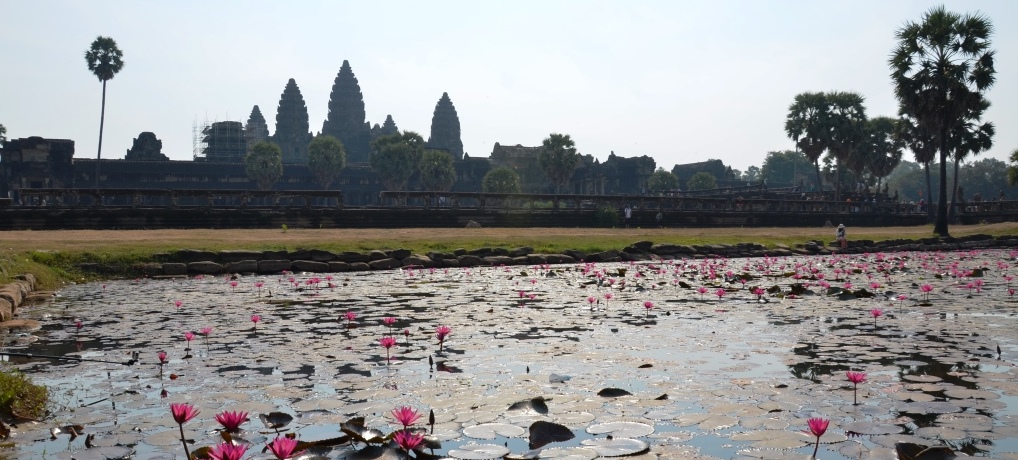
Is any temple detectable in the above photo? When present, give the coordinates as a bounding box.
[272,78,312,163]
[321,60,371,163]
[427,93,464,160]
[0,60,735,205]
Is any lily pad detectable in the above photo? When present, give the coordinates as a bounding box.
[462,423,526,439]
[585,421,654,438]
[580,438,650,457]
[447,443,512,460]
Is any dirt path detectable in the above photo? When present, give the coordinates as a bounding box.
[2,222,1014,253]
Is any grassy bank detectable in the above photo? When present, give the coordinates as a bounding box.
[1,222,1015,290]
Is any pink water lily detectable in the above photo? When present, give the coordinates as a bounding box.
[208,442,248,460]
[752,287,765,300]
[344,311,358,326]
[170,403,199,459]
[643,300,654,316]
[436,325,452,352]
[267,436,304,460]
[251,314,261,327]
[174,300,182,308]
[697,286,708,300]
[870,308,882,326]
[215,410,249,433]
[846,371,866,405]
[391,406,423,428]
[807,417,830,458]
[715,288,726,300]
[920,283,934,301]
[393,429,425,453]
[379,336,397,364]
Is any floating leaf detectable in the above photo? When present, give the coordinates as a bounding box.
[580,438,650,457]
[341,417,385,443]
[463,423,526,439]
[447,443,512,459]
[585,422,654,438]
[895,443,957,460]
[529,420,575,449]
[259,412,294,430]
[597,388,632,397]
[538,446,599,459]
[508,397,549,414]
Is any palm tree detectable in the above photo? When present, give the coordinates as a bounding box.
[863,117,904,193]
[896,116,937,221]
[537,133,580,194]
[824,92,867,201]
[946,100,994,221]
[84,36,125,189]
[785,92,830,191]
[890,5,996,236]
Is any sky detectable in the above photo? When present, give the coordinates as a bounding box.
[2,0,1016,174]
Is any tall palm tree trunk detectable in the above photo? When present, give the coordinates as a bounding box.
[923,162,932,222]
[95,80,107,189]
[948,156,961,222]
[814,161,822,195]
[934,131,950,236]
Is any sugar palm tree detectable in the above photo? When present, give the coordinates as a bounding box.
[537,133,580,194]
[784,92,830,191]
[84,36,125,189]
[890,5,995,236]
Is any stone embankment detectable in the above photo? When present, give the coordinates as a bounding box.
[0,273,37,322]
[74,233,1018,278]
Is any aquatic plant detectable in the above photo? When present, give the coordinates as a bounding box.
[379,336,397,364]
[391,406,423,429]
[393,429,425,457]
[251,314,261,329]
[208,441,248,460]
[267,436,304,460]
[846,370,866,405]
[806,417,829,458]
[436,325,451,352]
[170,403,199,459]
[215,410,249,433]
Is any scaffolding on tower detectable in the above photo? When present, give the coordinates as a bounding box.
[192,116,246,162]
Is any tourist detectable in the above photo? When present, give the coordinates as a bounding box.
[655,210,663,227]
[836,224,847,248]
[624,205,632,228]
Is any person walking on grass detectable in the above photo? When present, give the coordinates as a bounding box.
[836,223,847,248]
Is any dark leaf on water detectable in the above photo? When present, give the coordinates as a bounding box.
[191,446,212,459]
[654,394,668,400]
[895,443,958,460]
[508,397,549,414]
[436,361,462,373]
[637,363,653,368]
[528,420,575,449]
[678,281,691,289]
[341,417,386,443]
[766,285,782,294]
[851,288,875,298]
[597,388,632,397]
[259,412,294,429]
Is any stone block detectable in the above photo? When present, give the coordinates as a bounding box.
[287,249,312,261]
[226,260,258,273]
[328,261,351,272]
[263,250,288,260]
[162,263,187,276]
[310,250,337,262]
[0,286,21,310]
[509,247,534,257]
[176,249,218,263]
[348,262,371,271]
[0,298,11,321]
[187,261,224,275]
[441,258,460,267]
[563,249,586,261]
[292,260,330,272]
[368,258,402,270]
[402,255,433,267]
[368,250,389,261]
[338,252,370,263]
[484,256,514,266]
[457,255,484,267]
[14,274,36,290]
[220,250,264,263]
[387,249,412,260]
[258,260,292,274]
[526,254,548,264]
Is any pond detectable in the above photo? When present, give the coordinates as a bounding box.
[3,249,1018,459]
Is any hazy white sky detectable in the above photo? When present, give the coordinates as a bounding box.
[2,1,1015,173]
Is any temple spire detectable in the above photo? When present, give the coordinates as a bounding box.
[244,105,270,151]
[322,60,371,163]
[427,92,463,160]
[272,78,311,163]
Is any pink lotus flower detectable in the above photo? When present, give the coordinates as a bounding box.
[184,331,194,346]
[200,327,213,336]
[643,301,654,316]
[715,288,726,300]
[251,314,261,326]
[171,403,200,424]
[75,320,83,331]
[697,286,708,299]
[846,370,866,405]
[383,316,397,328]
[158,351,168,364]
[391,406,423,428]
[208,442,248,460]
[394,429,425,452]
[752,287,765,299]
[436,325,451,352]
[604,292,613,301]
[267,436,304,460]
[920,283,934,301]
[174,300,182,308]
[170,402,199,459]
[870,308,882,325]
[215,410,249,433]
[344,311,357,325]
[379,336,397,363]
[587,296,596,306]
[807,417,830,458]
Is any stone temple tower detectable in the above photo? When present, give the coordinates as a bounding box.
[272,78,312,163]
[321,60,371,163]
[427,92,463,160]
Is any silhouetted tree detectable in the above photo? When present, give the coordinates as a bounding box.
[538,133,580,194]
[890,5,996,236]
[307,135,346,189]
[418,150,457,192]
[646,168,679,192]
[84,36,124,188]
[245,141,283,190]
[687,172,717,191]
[370,131,425,191]
[482,167,521,194]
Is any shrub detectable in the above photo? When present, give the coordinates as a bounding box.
[594,207,620,228]
[0,365,48,420]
